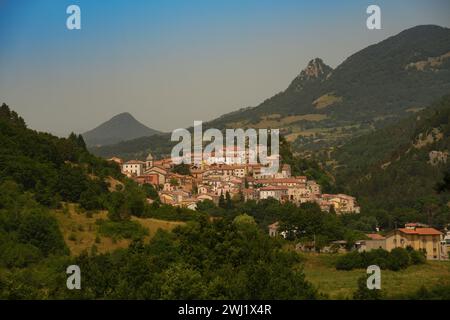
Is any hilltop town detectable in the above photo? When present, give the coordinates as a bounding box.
[109,146,450,261]
[109,147,360,214]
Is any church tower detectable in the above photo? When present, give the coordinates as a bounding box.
[145,152,153,169]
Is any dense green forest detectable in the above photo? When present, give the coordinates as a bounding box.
[1,215,318,299]
[332,95,450,230]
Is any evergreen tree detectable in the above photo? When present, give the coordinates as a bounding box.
[225,191,233,209]
[218,194,226,208]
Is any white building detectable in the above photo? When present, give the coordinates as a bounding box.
[122,160,145,176]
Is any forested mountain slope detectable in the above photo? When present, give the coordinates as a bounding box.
[0,103,122,207]
[333,95,450,228]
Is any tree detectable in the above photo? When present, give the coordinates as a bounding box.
[233,214,257,226]
[225,191,233,210]
[436,168,450,193]
[79,187,102,211]
[77,134,87,150]
[218,194,226,209]
[329,204,336,215]
[195,199,216,212]
[107,192,129,221]
[142,183,158,200]
[56,165,88,202]
[172,164,191,176]
[160,263,206,299]
[169,178,179,187]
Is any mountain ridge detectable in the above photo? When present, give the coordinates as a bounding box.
[209,25,450,125]
[90,24,450,160]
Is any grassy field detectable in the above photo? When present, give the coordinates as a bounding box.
[53,204,185,256]
[300,253,450,299]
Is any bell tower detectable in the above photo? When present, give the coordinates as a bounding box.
[145,152,153,170]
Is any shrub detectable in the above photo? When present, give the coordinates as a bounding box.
[336,251,363,270]
[17,210,68,256]
[409,248,426,265]
[335,247,424,271]
[144,204,199,221]
[387,248,411,271]
[365,249,389,269]
[97,220,148,240]
[0,241,43,268]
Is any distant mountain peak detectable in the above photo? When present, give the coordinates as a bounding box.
[82,112,162,147]
[108,112,138,122]
[113,112,133,118]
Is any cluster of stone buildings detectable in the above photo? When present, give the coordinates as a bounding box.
[108,151,360,214]
[109,152,450,260]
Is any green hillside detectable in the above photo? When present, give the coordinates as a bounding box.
[333,95,450,229]
[0,103,122,208]
[0,102,121,269]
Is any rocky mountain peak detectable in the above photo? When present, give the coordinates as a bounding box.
[300,58,332,80]
[289,58,333,91]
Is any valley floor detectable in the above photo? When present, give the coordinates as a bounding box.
[301,253,450,299]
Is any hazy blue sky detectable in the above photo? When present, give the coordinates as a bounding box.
[0,0,449,136]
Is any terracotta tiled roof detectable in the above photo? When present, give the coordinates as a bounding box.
[398,228,442,235]
[366,233,386,240]
[255,178,303,184]
[260,186,289,191]
[216,165,246,170]
[125,160,145,164]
